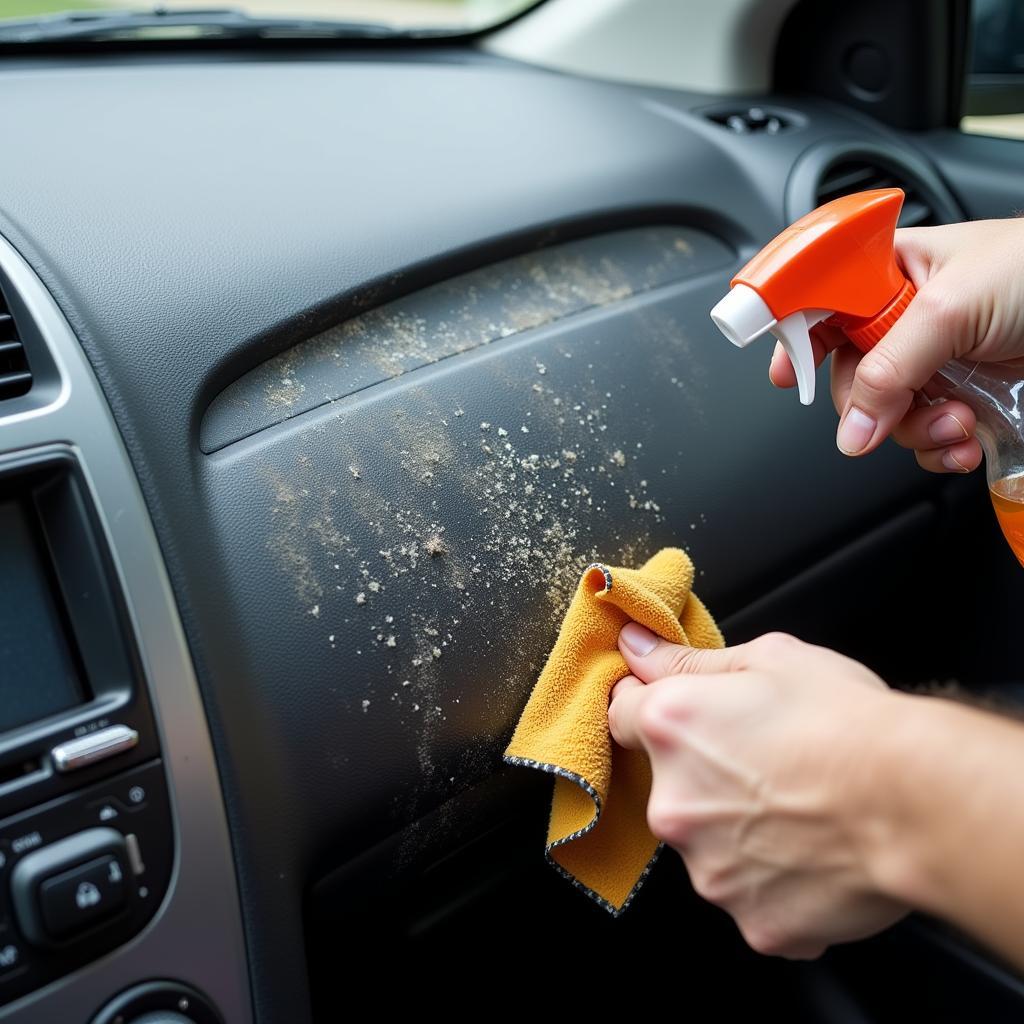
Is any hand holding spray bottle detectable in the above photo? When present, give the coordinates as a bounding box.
[710,188,1024,567]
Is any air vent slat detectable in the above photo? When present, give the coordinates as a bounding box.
[898,201,932,228]
[817,166,881,197]
[814,159,937,228]
[0,287,31,401]
[0,370,32,400]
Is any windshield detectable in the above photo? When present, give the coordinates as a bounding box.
[0,1,540,34]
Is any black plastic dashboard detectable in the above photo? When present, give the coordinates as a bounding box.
[0,47,1022,1023]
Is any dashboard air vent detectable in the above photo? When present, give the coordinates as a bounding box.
[707,106,792,135]
[814,160,936,227]
[0,287,31,400]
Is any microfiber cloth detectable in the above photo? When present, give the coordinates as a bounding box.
[504,547,723,914]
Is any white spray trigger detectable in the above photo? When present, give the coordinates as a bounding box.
[709,285,830,407]
[769,309,830,406]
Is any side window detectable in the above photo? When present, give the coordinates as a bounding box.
[961,0,1024,138]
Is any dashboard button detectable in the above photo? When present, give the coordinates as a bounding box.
[85,783,149,827]
[0,923,25,985]
[91,980,224,1024]
[39,854,127,939]
[0,939,23,981]
[51,725,138,773]
[86,797,127,825]
[10,827,127,947]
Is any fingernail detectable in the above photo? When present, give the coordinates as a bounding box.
[837,407,876,455]
[941,450,972,473]
[929,413,970,445]
[620,622,658,656]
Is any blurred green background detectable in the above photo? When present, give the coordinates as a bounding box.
[0,0,528,29]
[2,1,101,13]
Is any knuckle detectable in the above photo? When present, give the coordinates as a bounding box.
[917,285,963,334]
[635,687,683,744]
[646,795,690,846]
[856,345,903,399]
[752,631,800,659]
[664,644,700,676]
[741,920,788,958]
[688,863,728,905]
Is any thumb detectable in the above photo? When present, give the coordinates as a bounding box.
[835,282,959,457]
[618,622,744,683]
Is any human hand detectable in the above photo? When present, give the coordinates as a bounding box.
[769,217,1024,473]
[608,623,909,958]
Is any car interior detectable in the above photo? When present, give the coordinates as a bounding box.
[0,0,1023,1020]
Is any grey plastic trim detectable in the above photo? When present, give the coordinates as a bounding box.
[0,234,251,1022]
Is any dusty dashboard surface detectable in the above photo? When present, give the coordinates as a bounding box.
[199,220,915,847]
[0,55,948,1018]
[203,226,733,821]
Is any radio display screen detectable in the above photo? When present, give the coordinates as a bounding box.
[0,499,86,733]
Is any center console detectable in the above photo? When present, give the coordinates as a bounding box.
[0,450,173,1005]
[0,237,250,1021]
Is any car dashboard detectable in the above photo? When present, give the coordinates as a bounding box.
[0,46,1022,1024]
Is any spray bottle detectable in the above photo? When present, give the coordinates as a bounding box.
[709,188,1024,567]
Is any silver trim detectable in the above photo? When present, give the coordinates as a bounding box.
[51,726,139,774]
[0,234,252,1022]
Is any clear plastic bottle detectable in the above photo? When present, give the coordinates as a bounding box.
[938,359,1024,566]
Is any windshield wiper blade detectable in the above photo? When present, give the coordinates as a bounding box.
[0,7,423,43]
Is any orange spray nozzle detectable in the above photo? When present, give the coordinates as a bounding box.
[710,188,915,405]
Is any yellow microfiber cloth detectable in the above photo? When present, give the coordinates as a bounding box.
[504,547,723,914]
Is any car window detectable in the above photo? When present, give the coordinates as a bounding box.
[961,0,1024,139]
[0,0,540,34]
